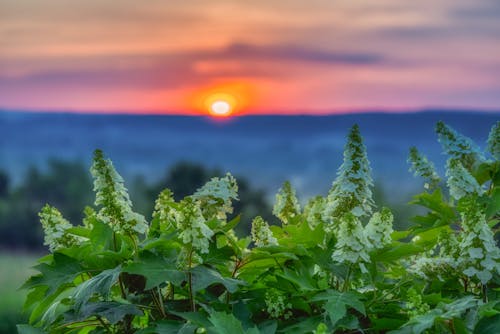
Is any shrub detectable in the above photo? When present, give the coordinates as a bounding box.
[19,122,500,333]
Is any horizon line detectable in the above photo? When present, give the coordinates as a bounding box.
[1,106,500,117]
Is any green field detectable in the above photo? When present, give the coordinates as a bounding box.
[0,252,38,334]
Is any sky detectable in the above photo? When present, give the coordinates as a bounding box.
[1,0,499,115]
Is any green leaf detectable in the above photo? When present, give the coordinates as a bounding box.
[169,311,212,328]
[391,230,412,241]
[390,309,443,334]
[474,162,495,185]
[191,265,245,293]
[258,320,277,334]
[89,220,114,251]
[409,189,456,231]
[312,290,365,327]
[28,285,72,325]
[375,242,424,262]
[124,251,185,289]
[276,261,318,291]
[65,301,142,324]
[324,299,347,327]
[220,214,241,232]
[72,266,121,310]
[280,222,325,248]
[442,296,478,318]
[138,320,198,334]
[22,253,84,296]
[474,314,500,334]
[279,316,323,333]
[208,311,258,334]
[16,325,46,334]
[485,188,500,218]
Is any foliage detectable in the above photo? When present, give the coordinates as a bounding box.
[0,160,270,250]
[20,122,500,333]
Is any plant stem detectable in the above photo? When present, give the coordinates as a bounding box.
[157,286,167,317]
[226,259,241,305]
[97,315,113,333]
[482,284,488,303]
[188,248,196,312]
[118,274,127,300]
[112,232,128,300]
[343,265,352,291]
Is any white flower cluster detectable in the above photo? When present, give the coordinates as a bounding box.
[39,205,82,252]
[82,206,97,229]
[459,204,500,284]
[407,229,461,281]
[445,159,483,200]
[331,213,371,273]
[323,125,374,225]
[407,252,459,282]
[407,147,440,189]
[151,189,177,235]
[264,289,292,319]
[364,208,394,250]
[436,121,483,168]
[273,181,301,225]
[251,216,278,247]
[408,203,500,285]
[176,198,214,255]
[488,121,500,160]
[303,196,325,229]
[192,173,238,221]
[90,150,148,235]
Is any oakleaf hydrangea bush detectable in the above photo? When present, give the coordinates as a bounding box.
[19,122,500,334]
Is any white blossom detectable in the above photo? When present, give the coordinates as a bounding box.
[150,189,177,235]
[407,147,440,189]
[39,205,82,252]
[192,173,238,221]
[331,213,371,273]
[323,125,374,227]
[436,121,483,169]
[273,181,301,225]
[446,159,483,200]
[458,203,500,284]
[176,198,214,254]
[487,121,500,160]
[90,150,147,235]
[251,216,277,247]
[407,231,460,281]
[304,196,325,229]
[364,208,394,249]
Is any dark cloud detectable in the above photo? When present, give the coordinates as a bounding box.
[209,43,383,64]
[451,0,500,20]
[0,42,384,90]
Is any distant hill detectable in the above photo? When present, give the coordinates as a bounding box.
[1,110,498,202]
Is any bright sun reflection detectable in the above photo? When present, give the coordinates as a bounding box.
[209,99,233,117]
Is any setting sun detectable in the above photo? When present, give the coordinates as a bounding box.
[210,100,232,116]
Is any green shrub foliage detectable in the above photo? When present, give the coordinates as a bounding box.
[20,123,500,333]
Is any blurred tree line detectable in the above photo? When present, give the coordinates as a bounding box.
[0,159,416,251]
[0,160,273,251]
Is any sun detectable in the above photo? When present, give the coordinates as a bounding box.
[205,93,236,117]
[210,100,232,116]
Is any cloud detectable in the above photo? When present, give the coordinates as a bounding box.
[209,43,383,65]
[450,0,500,19]
[0,42,384,90]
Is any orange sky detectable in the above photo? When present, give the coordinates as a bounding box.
[1,0,499,115]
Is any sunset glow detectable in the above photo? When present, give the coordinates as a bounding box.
[1,0,499,114]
